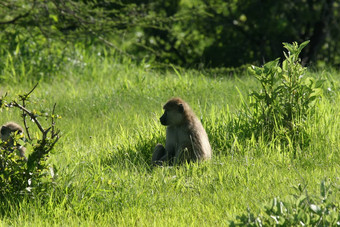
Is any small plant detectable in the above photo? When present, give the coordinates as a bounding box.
[233,41,324,153]
[0,84,61,199]
[230,180,340,226]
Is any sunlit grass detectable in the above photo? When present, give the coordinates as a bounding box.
[0,52,339,226]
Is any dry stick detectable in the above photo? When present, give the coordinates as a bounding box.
[42,127,51,141]
[21,83,39,140]
[24,83,39,97]
[51,103,56,136]
[12,101,45,134]
[22,99,32,140]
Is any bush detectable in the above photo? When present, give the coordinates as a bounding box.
[0,85,61,200]
[231,41,324,154]
[230,180,340,226]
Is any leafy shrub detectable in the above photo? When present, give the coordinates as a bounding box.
[230,180,340,226]
[0,85,61,200]
[231,41,324,153]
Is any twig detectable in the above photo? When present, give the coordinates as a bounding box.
[49,134,60,150]
[25,83,39,98]
[22,99,32,140]
[42,127,51,140]
[21,84,38,140]
[12,101,45,134]
[51,103,56,136]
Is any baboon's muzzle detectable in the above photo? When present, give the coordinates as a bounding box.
[160,113,167,126]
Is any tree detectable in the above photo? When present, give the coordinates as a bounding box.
[0,0,339,69]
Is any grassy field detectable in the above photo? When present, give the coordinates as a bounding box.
[0,51,339,226]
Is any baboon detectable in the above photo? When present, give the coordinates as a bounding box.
[1,122,27,159]
[152,98,212,165]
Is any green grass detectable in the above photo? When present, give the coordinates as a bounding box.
[0,51,339,226]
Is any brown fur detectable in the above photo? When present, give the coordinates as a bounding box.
[152,98,212,165]
[1,122,26,159]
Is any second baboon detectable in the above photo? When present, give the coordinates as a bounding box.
[1,122,27,159]
[152,98,212,165]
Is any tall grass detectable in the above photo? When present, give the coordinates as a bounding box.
[0,49,339,226]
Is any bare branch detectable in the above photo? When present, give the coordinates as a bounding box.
[22,99,32,140]
[11,101,45,134]
[49,135,60,151]
[17,83,39,140]
[25,83,39,97]
[51,103,57,136]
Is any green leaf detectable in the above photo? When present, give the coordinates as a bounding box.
[49,14,59,22]
[296,194,307,207]
[298,40,310,52]
[283,42,294,53]
[263,58,280,70]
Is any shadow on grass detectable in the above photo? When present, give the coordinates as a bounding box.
[100,131,165,171]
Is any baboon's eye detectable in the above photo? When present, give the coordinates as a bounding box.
[178,104,184,113]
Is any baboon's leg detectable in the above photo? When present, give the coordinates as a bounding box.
[152,144,167,164]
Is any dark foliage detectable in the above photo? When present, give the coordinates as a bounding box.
[0,0,339,71]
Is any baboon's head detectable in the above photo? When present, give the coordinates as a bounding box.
[1,122,24,144]
[160,98,187,126]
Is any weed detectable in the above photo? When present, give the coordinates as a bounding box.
[233,41,325,155]
[231,180,340,226]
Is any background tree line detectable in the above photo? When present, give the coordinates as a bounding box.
[1,0,339,74]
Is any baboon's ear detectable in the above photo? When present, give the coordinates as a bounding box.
[178,104,184,113]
